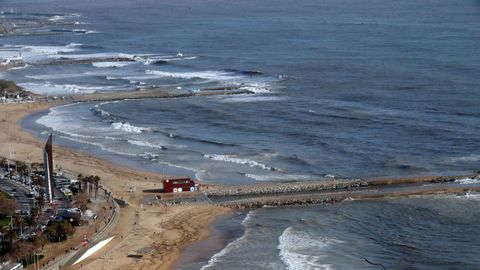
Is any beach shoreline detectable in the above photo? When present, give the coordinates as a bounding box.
[2,85,479,270]
[0,98,232,270]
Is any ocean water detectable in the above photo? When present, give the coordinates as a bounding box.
[3,0,480,184]
[181,194,480,270]
[2,0,480,268]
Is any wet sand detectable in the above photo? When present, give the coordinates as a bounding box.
[0,101,231,270]
[2,91,479,269]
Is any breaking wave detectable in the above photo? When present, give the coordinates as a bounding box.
[203,154,277,171]
[18,82,120,94]
[92,61,134,68]
[200,212,254,269]
[245,174,314,181]
[145,69,242,81]
[50,29,99,34]
[127,139,166,150]
[110,122,150,133]
[455,177,480,185]
[57,135,137,157]
[220,95,281,103]
[278,226,344,270]
[450,154,480,163]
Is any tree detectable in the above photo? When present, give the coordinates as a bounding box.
[73,193,88,211]
[13,216,26,236]
[9,241,33,263]
[46,221,74,242]
[36,190,45,210]
[0,196,18,215]
[16,161,28,178]
[0,158,7,169]
[33,234,47,249]
[93,175,100,199]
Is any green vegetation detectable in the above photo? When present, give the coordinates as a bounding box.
[0,79,22,92]
[0,79,30,97]
[0,217,10,228]
[46,221,74,242]
[1,190,11,199]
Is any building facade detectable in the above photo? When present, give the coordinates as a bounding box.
[43,134,55,203]
[163,178,197,193]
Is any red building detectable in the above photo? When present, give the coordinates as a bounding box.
[163,178,197,193]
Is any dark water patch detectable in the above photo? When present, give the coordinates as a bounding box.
[223,68,264,76]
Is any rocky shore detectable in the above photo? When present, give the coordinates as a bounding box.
[201,174,480,209]
[221,186,480,209]
[203,178,367,197]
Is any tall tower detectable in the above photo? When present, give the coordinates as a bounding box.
[43,134,54,203]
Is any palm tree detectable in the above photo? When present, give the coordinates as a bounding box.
[93,176,100,199]
[14,216,26,236]
[77,173,83,189]
[37,190,45,210]
[0,158,7,169]
[87,175,94,198]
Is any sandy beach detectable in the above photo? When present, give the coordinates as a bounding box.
[0,101,231,269]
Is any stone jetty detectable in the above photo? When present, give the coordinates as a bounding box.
[199,174,480,209]
[203,178,368,197]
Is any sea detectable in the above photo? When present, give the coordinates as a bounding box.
[1,0,480,268]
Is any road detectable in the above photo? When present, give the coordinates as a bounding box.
[0,176,35,215]
[41,197,120,270]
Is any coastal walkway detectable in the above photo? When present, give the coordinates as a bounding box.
[40,195,120,270]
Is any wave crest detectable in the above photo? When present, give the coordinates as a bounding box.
[110,122,150,133]
[203,154,276,171]
[278,226,344,270]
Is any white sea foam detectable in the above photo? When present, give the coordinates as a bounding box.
[92,61,134,68]
[134,54,197,65]
[110,122,150,134]
[24,44,81,54]
[203,154,276,171]
[127,140,165,150]
[18,82,118,94]
[92,104,111,117]
[245,174,313,181]
[156,161,204,178]
[450,154,480,162]
[145,69,241,81]
[278,227,343,270]
[139,152,160,160]
[462,192,480,200]
[7,64,31,70]
[220,95,282,103]
[200,212,254,270]
[58,135,137,157]
[66,43,83,48]
[49,52,133,60]
[48,13,80,22]
[242,210,256,226]
[72,29,99,34]
[1,43,82,62]
[455,178,480,185]
[48,15,66,22]
[25,73,87,80]
[238,83,271,93]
